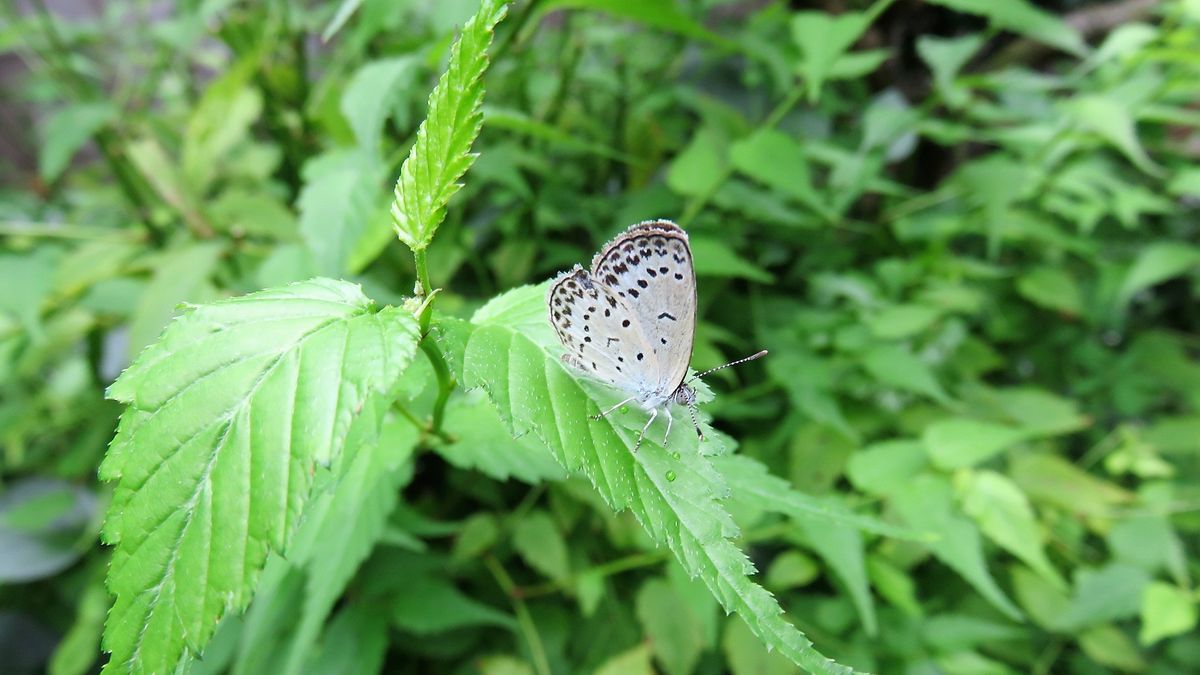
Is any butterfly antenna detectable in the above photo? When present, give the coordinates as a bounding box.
[686,350,768,384]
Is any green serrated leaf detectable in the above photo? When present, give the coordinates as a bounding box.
[99,278,420,675]
[444,283,861,675]
[391,0,507,251]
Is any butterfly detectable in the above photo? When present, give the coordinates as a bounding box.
[547,219,767,450]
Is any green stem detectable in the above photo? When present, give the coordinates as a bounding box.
[412,246,456,438]
[485,555,553,675]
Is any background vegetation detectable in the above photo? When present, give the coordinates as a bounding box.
[2,0,1199,673]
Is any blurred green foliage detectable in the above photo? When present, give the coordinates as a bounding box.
[1,0,1199,674]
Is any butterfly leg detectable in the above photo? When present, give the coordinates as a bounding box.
[590,396,636,421]
[634,408,658,452]
[687,403,706,441]
[662,408,673,448]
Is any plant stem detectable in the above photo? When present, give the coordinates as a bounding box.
[485,555,553,675]
[412,246,456,438]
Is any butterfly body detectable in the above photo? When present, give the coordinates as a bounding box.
[548,220,704,447]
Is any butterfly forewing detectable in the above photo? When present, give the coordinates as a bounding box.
[548,264,663,393]
[590,220,697,397]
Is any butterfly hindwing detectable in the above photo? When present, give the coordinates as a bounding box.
[548,264,662,394]
[590,220,697,397]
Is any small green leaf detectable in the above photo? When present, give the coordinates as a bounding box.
[537,0,733,47]
[342,57,420,161]
[1016,267,1084,317]
[127,243,223,359]
[765,551,820,591]
[799,516,877,635]
[1059,563,1151,630]
[298,150,384,277]
[926,0,1086,55]
[1079,624,1147,673]
[392,574,515,634]
[791,10,873,101]
[1010,454,1133,517]
[916,34,984,108]
[637,578,706,675]
[1140,582,1198,645]
[100,279,420,675]
[1116,242,1200,310]
[594,644,655,675]
[959,471,1065,590]
[391,0,507,251]
[730,129,828,218]
[688,237,774,284]
[846,440,927,496]
[892,475,1022,620]
[667,126,728,198]
[39,101,117,182]
[923,418,1029,470]
[1069,95,1161,175]
[862,344,949,403]
[182,55,263,193]
[863,304,941,340]
[513,511,570,582]
[714,453,920,538]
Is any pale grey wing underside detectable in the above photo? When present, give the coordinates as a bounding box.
[589,220,697,397]
[547,265,662,395]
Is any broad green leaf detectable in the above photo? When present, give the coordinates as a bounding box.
[99,279,420,675]
[447,283,861,675]
[867,556,922,617]
[1016,267,1084,317]
[298,150,384,278]
[1059,563,1151,630]
[342,56,420,161]
[1069,95,1161,176]
[1116,242,1200,310]
[959,471,1065,590]
[926,0,1086,55]
[637,578,706,675]
[273,414,418,675]
[863,304,941,340]
[668,126,728,198]
[713,453,920,539]
[923,418,1028,470]
[862,344,949,403]
[1139,582,1197,645]
[39,101,117,182]
[730,129,827,218]
[513,510,570,582]
[1108,515,1188,584]
[391,0,507,251]
[791,9,873,101]
[127,242,223,359]
[892,474,1022,620]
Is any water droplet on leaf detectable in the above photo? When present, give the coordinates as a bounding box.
[671,451,681,460]
[665,470,677,482]
[619,405,630,414]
